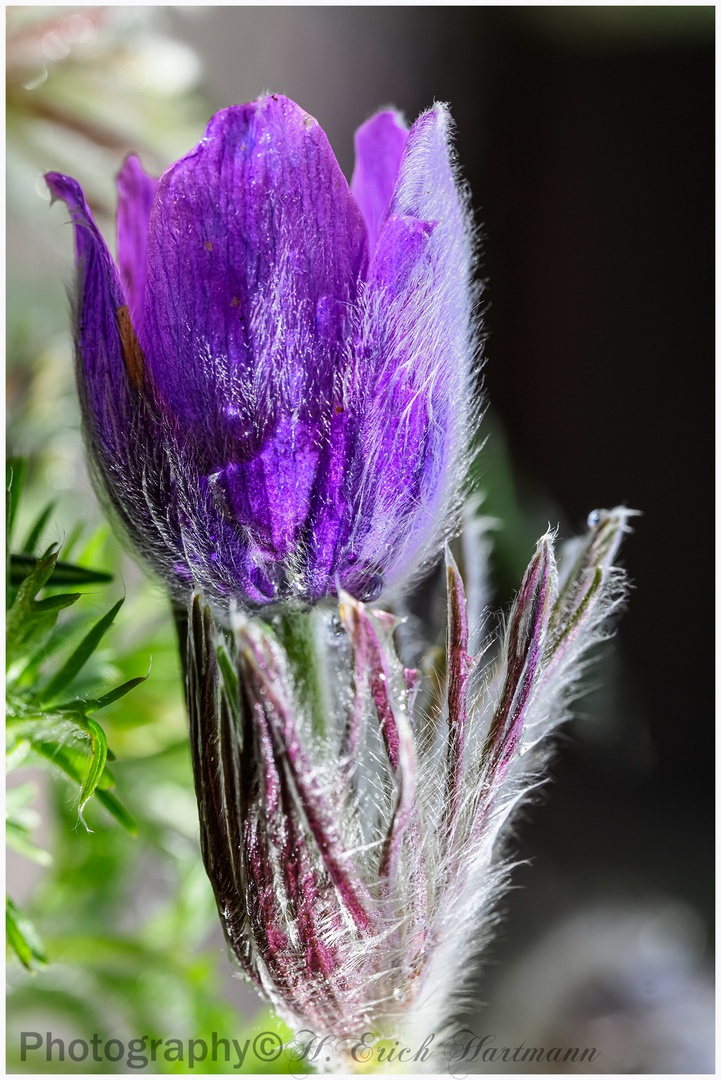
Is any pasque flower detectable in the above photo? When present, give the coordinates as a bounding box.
[46,95,474,610]
[188,507,633,1043]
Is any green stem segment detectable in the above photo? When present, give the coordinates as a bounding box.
[174,598,328,742]
[272,608,328,739]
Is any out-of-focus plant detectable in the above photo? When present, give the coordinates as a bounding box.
[6,457,140,845]
[7,6,204,211]
[6,454,136,970]
[7,6,210,515]
[5,458,295,1073]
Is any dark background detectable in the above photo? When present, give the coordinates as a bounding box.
[166,6,715,961]
[442,5,715,953]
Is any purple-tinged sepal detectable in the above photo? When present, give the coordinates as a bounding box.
[441,547,473,866]
[186,509,632,1042]
[481,534,556,785]
[188,585,434,1038]
[545,506,637,668]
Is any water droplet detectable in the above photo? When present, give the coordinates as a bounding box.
[355,571,384,603]
[587,509,601,528]
[393,988,403,1000]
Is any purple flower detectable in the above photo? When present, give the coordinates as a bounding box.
[46,95,475,610]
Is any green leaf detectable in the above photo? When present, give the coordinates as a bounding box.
[76,717,108,828]
[31,736,137,834]
[6,551,64,666]
[29,728,115,790]
[10,552,112,587]
[50,673,148,714]
[32,591,82,613]
[22,500,57,554]
[9,549,58,602]
[90,673,149,711]
[32,736,105,786]
[5,737,32,772]
[37,597,124,703]
[8,612,86,692]
[7,897,47,971]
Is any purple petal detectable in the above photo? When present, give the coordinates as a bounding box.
[369,213,437,292]
[48,97,476,613]
[140,97,369,591]
[304,220,439,601]
[44,172,138,444]
[143,96,369,434]
[302,409,362,602]
[351,109,409,252]
[348,104,475,590]
[116,154,158,341]
[45,176,255,611]
[211,414,320,562]
[45,172,206,603]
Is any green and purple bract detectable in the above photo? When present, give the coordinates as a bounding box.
[46,95,474,611]
[187,509,632,1040]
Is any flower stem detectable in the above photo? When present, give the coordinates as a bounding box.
[273,608,328,739]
